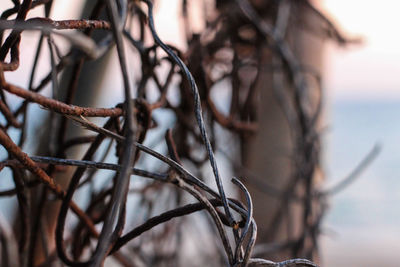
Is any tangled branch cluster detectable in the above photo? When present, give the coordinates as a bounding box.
[0,0,360,266]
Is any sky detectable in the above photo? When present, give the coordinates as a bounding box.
[5,0,399,100]
[150,0,400,101]
[323,0,400,100]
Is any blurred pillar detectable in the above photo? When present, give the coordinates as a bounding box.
[242,0,324,261]
[30,1,113,265]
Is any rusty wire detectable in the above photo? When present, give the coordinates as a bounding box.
[0,0,363,266]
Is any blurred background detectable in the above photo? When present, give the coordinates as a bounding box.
[322,0,400,266]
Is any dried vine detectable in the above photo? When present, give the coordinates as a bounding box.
[0,0,359,266]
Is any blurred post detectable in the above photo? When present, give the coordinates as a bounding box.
[29,1,112,265]
[242,0,324,261]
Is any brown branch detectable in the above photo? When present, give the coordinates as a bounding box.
[207,94,258,132]
[0,70,123,117]
[0,128,98,237]
[0,18,111,31]
[0,99,21,128]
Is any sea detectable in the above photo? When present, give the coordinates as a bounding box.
[322,99,400,266]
